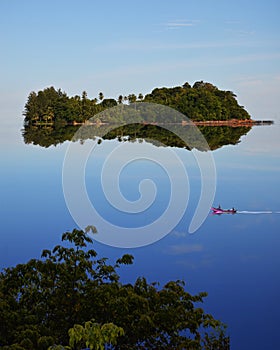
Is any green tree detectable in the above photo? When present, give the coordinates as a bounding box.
[81,90,92,122]
[23,82,251,128]
[98,92,104,102]
[127,93,137,104]
[100,98,118,108]
[68,320,124,350]
[23,91,39,124]
[117,95,123,104]
[0,228,229,349]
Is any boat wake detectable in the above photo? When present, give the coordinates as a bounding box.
[211,206,280,215]
[237,210,278,214]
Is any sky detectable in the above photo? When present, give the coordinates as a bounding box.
[1,0,280,138]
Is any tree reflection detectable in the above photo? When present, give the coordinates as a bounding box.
[22,123,252,151]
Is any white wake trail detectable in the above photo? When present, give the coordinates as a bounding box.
[237,210,275,214]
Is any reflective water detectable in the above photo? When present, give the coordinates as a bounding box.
[1,122,280,350]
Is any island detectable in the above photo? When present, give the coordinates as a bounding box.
[23,81,252,126]
[22,81,273,149]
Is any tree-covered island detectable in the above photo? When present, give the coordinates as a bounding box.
[23,81,251,126]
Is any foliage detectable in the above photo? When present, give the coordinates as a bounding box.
[144,81,250,121]
[67,320,124,350]
[48,320,124,350]
[23,81,251,126]
[0,229,230,349]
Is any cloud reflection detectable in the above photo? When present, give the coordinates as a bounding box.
[166,244,203,255]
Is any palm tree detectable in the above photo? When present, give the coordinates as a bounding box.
[118,95,123,104]
[128,94,137,104]
[99,92,104,101]
[82,91,88,100]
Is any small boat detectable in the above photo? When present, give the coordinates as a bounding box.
[211,206,237,214]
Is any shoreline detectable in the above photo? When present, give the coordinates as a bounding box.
[32,119,274,127]
[183,119,274,127]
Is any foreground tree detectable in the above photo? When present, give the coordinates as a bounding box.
[0,229,229,349]
[50,320,124,350]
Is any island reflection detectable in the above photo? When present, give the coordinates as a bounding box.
[22,123,252,151]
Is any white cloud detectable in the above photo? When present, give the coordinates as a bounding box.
[167,22,193,28]
[226,29,255,36]
[165,19,198,29]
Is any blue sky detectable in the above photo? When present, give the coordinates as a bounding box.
[1,0,280,132]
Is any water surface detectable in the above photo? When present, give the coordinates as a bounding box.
[1,122,279,350]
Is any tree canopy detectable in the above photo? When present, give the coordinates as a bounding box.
[0,229,230,349]
[144,81,250,121]
[23,81,251,126]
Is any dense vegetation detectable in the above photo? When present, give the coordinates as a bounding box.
[144,81,250,121]
[23,81,251,126]
[0,229,229,349]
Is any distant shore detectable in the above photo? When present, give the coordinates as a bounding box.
[183,119,274,127]
[32,119,274,127]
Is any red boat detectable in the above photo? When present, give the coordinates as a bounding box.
[211,206,237,214]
